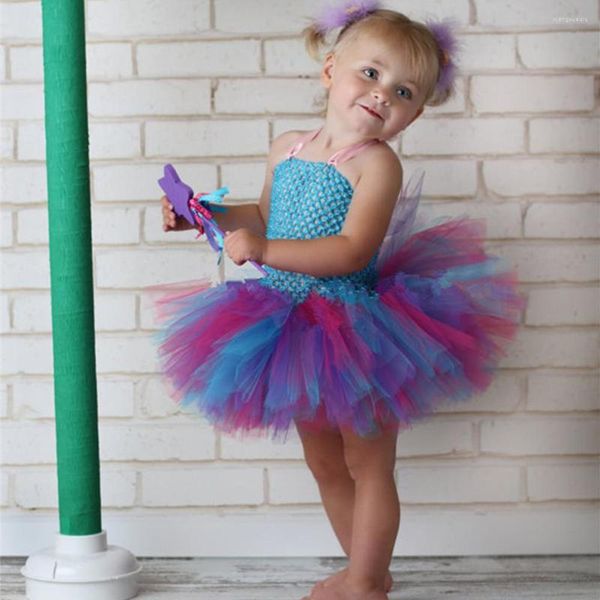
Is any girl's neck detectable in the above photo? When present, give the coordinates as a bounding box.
[314,115,380,154]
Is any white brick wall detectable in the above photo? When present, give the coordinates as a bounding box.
[1,0,598,557]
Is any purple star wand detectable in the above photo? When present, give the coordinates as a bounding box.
[158,164,267,276]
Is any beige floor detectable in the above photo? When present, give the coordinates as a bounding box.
[2,555,599,599]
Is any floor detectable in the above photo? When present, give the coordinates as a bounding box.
[2,555,599,599]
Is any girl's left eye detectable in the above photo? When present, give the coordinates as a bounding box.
[397,87,412,99]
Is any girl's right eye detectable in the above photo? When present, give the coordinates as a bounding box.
[362,67,378,79]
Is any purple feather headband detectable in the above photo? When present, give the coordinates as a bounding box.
[312,1,460,97]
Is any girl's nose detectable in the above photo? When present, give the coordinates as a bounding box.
[372,88,390,104]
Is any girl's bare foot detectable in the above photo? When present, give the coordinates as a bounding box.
[306,575,389,599]
[310,567,393,595]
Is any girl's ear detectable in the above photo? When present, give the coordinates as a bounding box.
[321,52,335,89]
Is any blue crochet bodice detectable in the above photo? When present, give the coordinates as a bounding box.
[258,157,380,303]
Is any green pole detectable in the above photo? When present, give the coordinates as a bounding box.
[41,0,102,535]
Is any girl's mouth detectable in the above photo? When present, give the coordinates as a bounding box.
[360,105,383,120]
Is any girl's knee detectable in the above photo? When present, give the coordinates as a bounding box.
[295,421,349,482]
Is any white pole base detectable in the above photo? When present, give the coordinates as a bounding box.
[21,529,141,600]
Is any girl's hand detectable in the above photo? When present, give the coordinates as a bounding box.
[224,228,267,266]
[160,195,193,232]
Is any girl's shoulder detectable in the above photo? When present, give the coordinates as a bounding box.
[344,140,403,191]
[268,129,309,170]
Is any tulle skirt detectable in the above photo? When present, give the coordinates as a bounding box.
[153,214,527,442]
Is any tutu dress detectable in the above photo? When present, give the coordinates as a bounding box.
[154,128,527,442]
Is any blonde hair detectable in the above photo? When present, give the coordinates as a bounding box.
[303,9,455,110]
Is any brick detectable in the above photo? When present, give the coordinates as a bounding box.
[0,166,47,204]
[387,0,470,22]
[89,122,141,160]
[0,2,42,40]
[401,160,477,196]
[93,163,217,202]
[525,203,599,238]
[530,118,600,154]
[138,40,261,77]
[472,76,594,113]
[459,34,515,71]
[502,329,598,369]
[1,210,13,248]
[220,163,265,199]
[528,371,600,412]
[0,424,55,465]
[221,430,303,460]
[484,159,599,195]
[496,243,598,283]
[142,466,263,507]
[10,46,42,81]
[88,0,210,37]
[0,294,9,334]
[98,379,136,417]
[0,335,53,375]
[481,417,600,455]
[525,286,599,326]
[146,120,269,159]
[99,424,215,461]
[0,382,8,417]
[264,39,320,75]
[396,420,474,457]
[215,79,321,114]
[92,207,140,245]
[272,119,323,139]
[0,124,14,159]
[215,0,322,33]
[0,471,8,506]
[519,32,599,69]
[138,377,179,418]
[89,80,210,117]
[98,294,139,331]
[87,43,134,79]
[422,201,522,239]
[95,333,158,373]
[0,251,50,289]
[0,84,44,119]
[403,118,525,155]
[426,79,467,115]
[13,380,53,419]
[476,0,598,26]
[96,248,215,287]
[268,466,319,504]
[397,465,521,503]
[436,373,522,414]
[528,463,599,501]
[15,468,136,508]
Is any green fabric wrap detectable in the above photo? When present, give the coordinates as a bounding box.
[41,0,102,535]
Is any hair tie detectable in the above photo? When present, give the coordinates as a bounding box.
[424,18,461,96]
[313,0,381,34]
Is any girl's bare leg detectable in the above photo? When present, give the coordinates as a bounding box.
[294,421,393,595]
[339,425,400,593]
[294,421,355,557]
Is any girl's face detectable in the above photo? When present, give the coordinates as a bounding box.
[321,32,426,141]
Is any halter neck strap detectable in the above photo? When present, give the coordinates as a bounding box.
[285,128,379,166]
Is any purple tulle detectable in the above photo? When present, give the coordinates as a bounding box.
[314,0,381,34]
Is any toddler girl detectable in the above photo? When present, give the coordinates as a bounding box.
[156,2,526,599]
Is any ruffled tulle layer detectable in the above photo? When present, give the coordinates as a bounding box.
[153,215,527,442]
